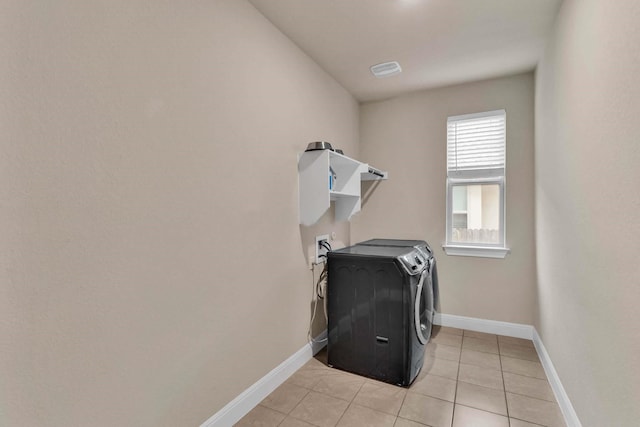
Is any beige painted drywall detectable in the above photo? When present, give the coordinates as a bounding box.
[0,1,357,425]
[352,73,537,324]
[535,0,640,425]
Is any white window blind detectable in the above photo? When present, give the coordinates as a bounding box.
[447,110,506,175]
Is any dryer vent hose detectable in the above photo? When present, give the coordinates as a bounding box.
[308,261,328,345]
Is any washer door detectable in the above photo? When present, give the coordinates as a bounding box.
[414,269,434,345]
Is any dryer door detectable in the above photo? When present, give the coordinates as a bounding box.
[414,269,434,345]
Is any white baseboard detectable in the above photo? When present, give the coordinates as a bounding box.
[434,312,534,339]
[532,329,582,427]
[200,330,327,427]
[434,312,581,427]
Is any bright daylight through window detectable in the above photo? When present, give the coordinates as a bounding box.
[444,110,509,258]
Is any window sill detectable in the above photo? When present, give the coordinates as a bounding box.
[442,244,510,259]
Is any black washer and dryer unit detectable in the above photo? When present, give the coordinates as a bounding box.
[326,239,435,387]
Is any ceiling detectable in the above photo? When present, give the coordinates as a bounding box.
[249,0,562,102]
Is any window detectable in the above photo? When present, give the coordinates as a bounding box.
[444,110,509,258]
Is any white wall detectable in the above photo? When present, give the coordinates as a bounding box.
[353,73,536,324]
[0,1,357,426]
[535,1,640,425]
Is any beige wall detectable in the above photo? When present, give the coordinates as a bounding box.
[7,1,638,426]
[535,1,640,425]
[0,1,357,426]
[352,73,536,324]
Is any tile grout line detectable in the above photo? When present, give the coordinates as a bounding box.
[406,390,459,406]
[497,336,511,425]
[497,337,564,424]
[253,380,314,425]
[271,385,313,426]
[500,356,547,380]
[454,402,512,420]
[450,330,465,427]
[503,390,558,404]
[285,386,313,425]
[276,358,356,426]
[394,384,409,427]
[498,339,558,425]
[333,401,352,427]
[331,378,367,427]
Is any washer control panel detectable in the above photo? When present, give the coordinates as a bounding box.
[399,250,427,275]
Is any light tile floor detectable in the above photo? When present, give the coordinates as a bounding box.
[235,326,566,427]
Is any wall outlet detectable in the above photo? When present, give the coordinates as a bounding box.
[315,234,330,265]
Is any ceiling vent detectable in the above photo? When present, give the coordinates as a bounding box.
[370,61,402,78]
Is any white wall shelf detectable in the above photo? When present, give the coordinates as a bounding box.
[298,150,387,225]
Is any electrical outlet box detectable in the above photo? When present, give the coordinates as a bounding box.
[315,234,330,265]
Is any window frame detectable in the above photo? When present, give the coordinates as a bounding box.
[443,110,510,259]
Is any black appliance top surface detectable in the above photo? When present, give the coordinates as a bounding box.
[330,245,413,257]
[357,239,427,247]
[330,245,429,275]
